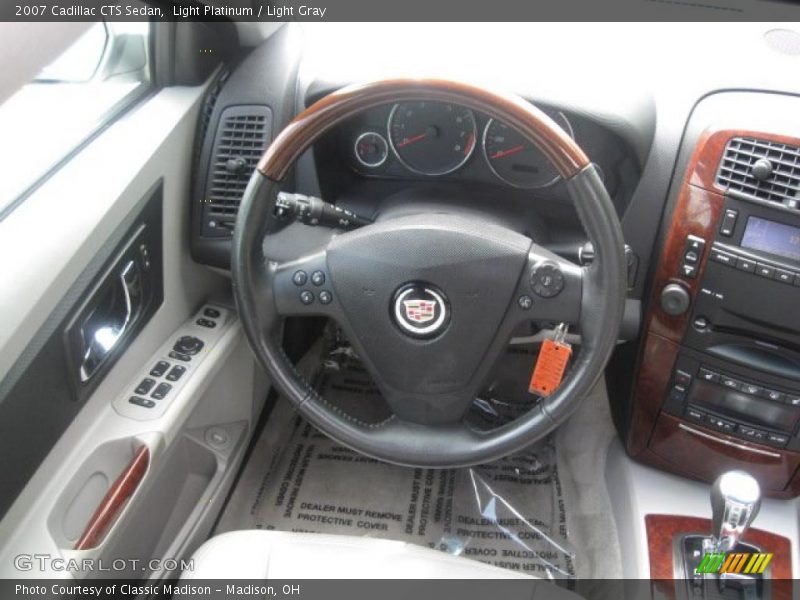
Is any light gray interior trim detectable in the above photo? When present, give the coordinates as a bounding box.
[0,23,90,106]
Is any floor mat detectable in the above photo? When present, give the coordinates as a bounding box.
[216,346,578,579]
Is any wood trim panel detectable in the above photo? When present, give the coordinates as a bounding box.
[646,514,793,600]
[649,414,800,495]
[257,78,589,181]
[73,445,150,551]
[647,185,725,343]
[628,128,800,497]
[627,333,680,455]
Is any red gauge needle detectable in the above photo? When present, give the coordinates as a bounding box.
[397,132,428,148]
[491,144,525,160]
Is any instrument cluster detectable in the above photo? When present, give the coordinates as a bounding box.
[343,100,575,189]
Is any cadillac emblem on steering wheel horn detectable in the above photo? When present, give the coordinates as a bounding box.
[392,283,450,338]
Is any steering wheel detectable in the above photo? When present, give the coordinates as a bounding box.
[232,79,626,468]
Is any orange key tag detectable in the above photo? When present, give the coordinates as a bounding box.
[529,324,572,397]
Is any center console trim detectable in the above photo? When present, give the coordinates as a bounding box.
[628,125,800,498]
[678,424,781,458]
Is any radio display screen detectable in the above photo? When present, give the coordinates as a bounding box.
[740,216,800,262]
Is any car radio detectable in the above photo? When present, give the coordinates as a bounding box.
[660,193,800,453]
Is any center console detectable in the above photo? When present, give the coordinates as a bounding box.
[628,93,800,498]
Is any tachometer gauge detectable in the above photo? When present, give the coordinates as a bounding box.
[354,132,389,168]
[483,111,574,188]
[388,102,477,176]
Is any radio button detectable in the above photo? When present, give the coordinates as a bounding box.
[719,209,738,237]
[680,263,698,278]
[710,249,736,266]
[741,383,763,396]
[721,376,742,391]
[706,415,736,434]
[761,389,785,403]
[785,395,800,406]
[698,368,720,383]
[685,405,705,423]
[765,432,789,448]
[685,236,706,253]
[675,369,692,387]
[735,257,756,273]
[669,385,687,402]
[755,263,775,279]
[774,268,794,284]
[737,425,766,442]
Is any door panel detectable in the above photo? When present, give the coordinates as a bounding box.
[0,80,268,580]
[0,184,163,521]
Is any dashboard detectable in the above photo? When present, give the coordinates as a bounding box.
[340,101,574,188]
[310,96,640,230]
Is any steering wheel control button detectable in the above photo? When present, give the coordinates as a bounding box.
[311,270,326,286]
[173,336,204,355]
[300,290,315,305]
[134,378,156,395]
[319,290,332,304]
[166,365,186,382]
[518,295,533,310]
[149,360,170,377]
[392,283,450,338]
[292,270,308,286]
[129,396,155,409]
[530,263,565,298]
[151,382,172,400]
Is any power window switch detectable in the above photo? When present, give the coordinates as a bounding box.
[151,382,172,400]
[149,360,170,377]
[134,378,156,395]
[166,365,186,382]
[169,351,191,362]
[129,396,155,408]
[196,318,217,328]
[203,307,221,319]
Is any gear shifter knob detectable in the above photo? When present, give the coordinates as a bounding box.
[710,470,761,553]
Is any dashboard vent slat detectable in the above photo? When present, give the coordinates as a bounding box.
[202,105,272,237]
[716,136,800,209]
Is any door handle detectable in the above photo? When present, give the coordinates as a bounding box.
[78,260,142,383]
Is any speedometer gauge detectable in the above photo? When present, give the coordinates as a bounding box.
[388,102,477,176]
[483,111,574,188]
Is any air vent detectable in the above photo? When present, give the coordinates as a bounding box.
[202,105,272,237]
[716,137,800,208]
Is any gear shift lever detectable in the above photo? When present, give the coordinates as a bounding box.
[710,470,762,553]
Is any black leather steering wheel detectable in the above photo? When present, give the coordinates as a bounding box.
[232,79,626,468]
